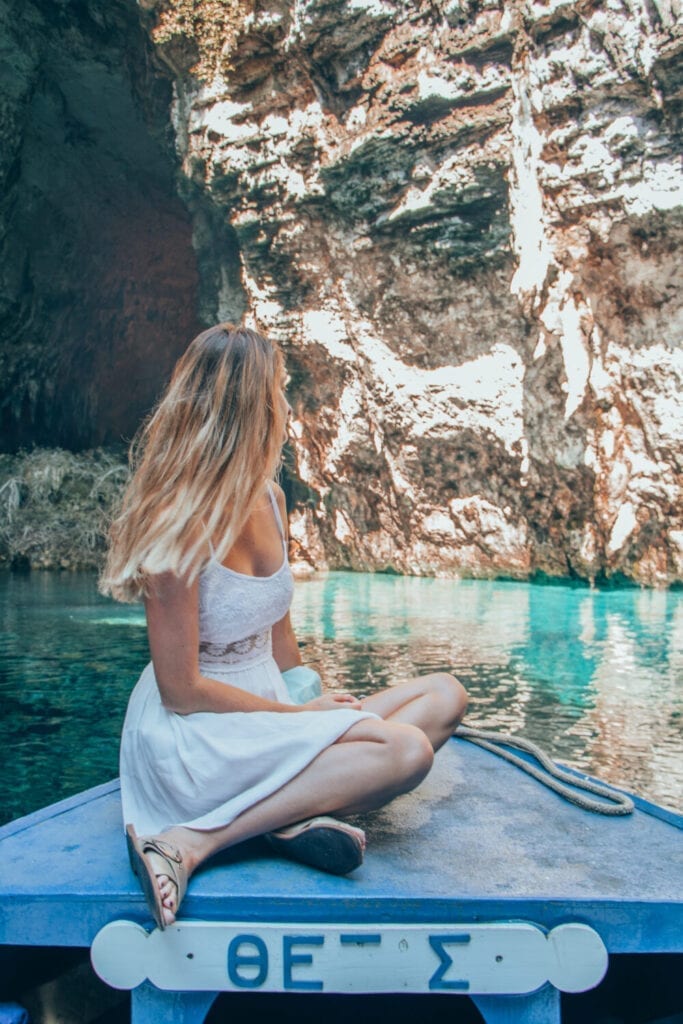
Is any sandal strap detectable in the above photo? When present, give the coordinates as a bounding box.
[141,837,183,866]
[271,816,365,842]
[139,837,188,908]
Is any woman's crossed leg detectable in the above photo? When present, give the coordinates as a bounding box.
[153,671,467,924]
[361,671,468,752]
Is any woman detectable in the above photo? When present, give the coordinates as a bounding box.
[100,323,467,930]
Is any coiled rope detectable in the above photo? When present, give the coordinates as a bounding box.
[454,725,634,815]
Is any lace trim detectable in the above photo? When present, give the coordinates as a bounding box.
[198,631,270,664]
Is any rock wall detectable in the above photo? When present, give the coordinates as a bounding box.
[145,0,682,585]
[1,0,681,583]
[0,0,201,451]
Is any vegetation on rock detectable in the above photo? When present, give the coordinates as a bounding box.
[0,449,128,571]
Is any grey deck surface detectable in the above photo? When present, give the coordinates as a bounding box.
[1,738,681,953]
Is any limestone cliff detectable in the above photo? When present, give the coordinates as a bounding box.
[1,0,681,584]
[145,0,682,585]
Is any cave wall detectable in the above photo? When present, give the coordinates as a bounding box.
[0,0,201,450]
[1,0,681,584]
[143,0,683,585]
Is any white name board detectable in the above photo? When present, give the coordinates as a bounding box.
[91,920,608,995]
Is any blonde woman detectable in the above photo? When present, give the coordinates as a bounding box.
[101,323,467,930]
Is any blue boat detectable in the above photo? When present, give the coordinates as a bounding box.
[0,736,681,1024]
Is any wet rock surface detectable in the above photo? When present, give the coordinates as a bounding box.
[153,0,682,585]
[1,0,681,583]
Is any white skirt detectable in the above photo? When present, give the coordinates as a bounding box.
[120,654,378,834]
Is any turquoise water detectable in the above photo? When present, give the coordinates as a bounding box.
[0,570,681,825]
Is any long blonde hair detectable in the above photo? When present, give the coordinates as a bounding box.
[100,323,287,602]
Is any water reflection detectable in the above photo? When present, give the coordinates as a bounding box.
[293,574,682,812]
[0,570,681,826]
[0,572,149,825]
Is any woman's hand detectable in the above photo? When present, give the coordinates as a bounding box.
[299,693,362,712]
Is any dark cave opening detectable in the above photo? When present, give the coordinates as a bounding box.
[0,0,202,452]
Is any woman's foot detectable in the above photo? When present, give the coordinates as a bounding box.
[125,825,190,929]
[266,816,366,875]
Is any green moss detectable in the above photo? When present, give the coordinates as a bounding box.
[0,448,128,570]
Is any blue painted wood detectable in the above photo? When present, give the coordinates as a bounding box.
[473,986,561,1024]
[131,984,216,1024]
[478,744,682,829]
[0,1005,30,1024]
[0,739,680,960]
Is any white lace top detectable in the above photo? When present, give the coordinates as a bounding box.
[197,485,294,669]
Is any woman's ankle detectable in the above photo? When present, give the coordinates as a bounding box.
[159,826,207,874]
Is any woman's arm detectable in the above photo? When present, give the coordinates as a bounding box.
[271,482,304,673]
[145,571,298,715]
[271,611,302,673]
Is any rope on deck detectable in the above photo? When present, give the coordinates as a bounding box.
[454,725,635,815]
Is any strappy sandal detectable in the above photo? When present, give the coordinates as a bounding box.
[125,824,188,931]
[266,816,365,875]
